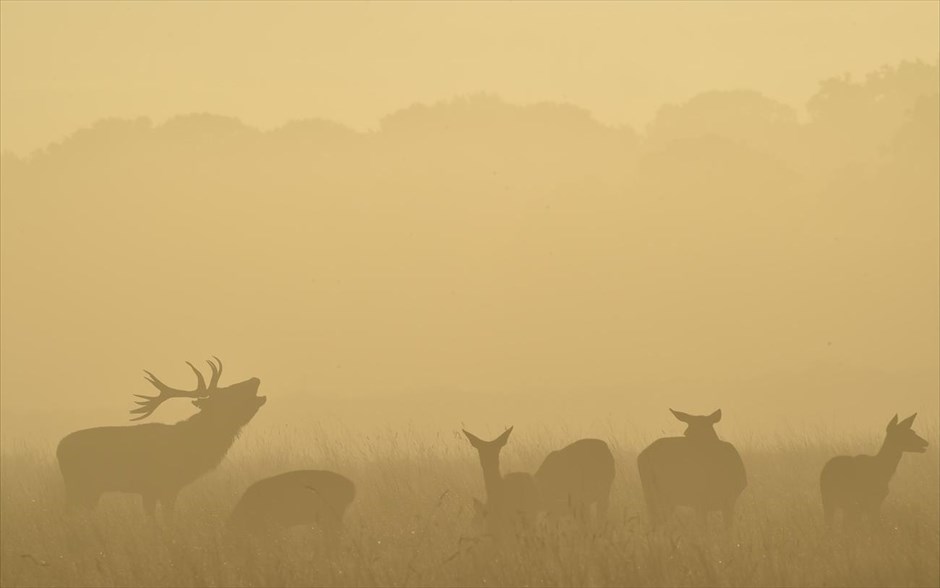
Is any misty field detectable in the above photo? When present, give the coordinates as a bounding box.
[1,426,937,588]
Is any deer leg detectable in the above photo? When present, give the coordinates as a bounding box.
[821,492,836,528]
[866,505,883,531]
[644,496,664,527]
[844,505,863,531]
[647,505,665,528]
[694,508,709,531]
[142,494,157,518]
[596,493,610,522]
[320,513,343,553]
[160,493,179,523]
[722,504,735,531]
[66,487,100,513]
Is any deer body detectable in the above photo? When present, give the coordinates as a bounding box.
[56,359,265,518]
[637,409,746,527]
[534,438,614,520]
[820,414,927,526]
[463,427,540,536]
[228,470,355,538]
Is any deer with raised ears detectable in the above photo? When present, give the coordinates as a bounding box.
[535,438,615,522]
[820,414,928,527]
[56,358,266,519]
[637,409,747,528]
[462,427,540,537]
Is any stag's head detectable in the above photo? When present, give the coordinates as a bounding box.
[132,357,266,424]
[670,409,722,441]
[885,414,928,454]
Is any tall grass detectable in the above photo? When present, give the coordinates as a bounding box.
[1,426,937,587]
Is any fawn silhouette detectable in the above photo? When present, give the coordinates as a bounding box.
[535,438,615,522]
[56,358,265,519]
[228,470,355,542]
[637,409,746,528]
[820,413,928,527]
[463,427,540,537]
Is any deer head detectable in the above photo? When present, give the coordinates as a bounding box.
[131,357,265,421]
[670,409,722,441]
[463,427,513,463]
[885,414,928,453]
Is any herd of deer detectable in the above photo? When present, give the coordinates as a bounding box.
[55,359,929,542]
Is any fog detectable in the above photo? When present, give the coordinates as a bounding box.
[0,3,938,443]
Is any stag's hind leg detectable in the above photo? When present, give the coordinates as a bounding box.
[721,500,737,530]
[160,492,179,523]
[141,494,158,518]
[64,484,101,513]
[596,493,610,522]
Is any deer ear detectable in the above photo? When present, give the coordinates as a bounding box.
[670,409,692,423]
[887,414,899,430]
[463,429,483,449]
[495,426,513,447]
[708,409,722,423]
[898,413,917,429]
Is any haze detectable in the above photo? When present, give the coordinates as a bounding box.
[0,2,938,442]
[2,1,939,155]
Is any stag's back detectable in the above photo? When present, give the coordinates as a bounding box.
[534,438,614,514]
[637,437,746,510]
[57,424,184,495]
[228,470,356,535]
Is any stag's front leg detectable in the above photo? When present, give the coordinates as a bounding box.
[142,494,157,518]
[866,504,883,531]
[160,493,179,522]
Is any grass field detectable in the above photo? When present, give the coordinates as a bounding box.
[1,425,937,587]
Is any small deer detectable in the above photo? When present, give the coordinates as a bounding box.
[463,427,540,537]
[228,470,355,542]
[637,409,746,528]
[56,358,265,519]
[535,438,615,522]
[820,414,928,527]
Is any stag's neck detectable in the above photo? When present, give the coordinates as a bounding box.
[479,455,503,501]
[874,438,903,479]
[176,412,244,452]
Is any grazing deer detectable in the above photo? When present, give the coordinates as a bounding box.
[463,427,540,537]
[56,358,265,519]
[637,409,746,528]
[820,414,928,527]
[228,470,355,541]
[534,438,615,522]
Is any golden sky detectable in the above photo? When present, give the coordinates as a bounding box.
[2,1,938,155]
[0,1,938,439]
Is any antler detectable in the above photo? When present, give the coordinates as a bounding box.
[130,361,212,421]
[206,356,223,390]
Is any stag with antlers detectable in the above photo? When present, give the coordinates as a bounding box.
[56,358,266,519]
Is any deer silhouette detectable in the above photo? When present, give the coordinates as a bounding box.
[820,413,928,527]
[462,427,540,537]
[228,470,355,542]
[637,409,746,528]
[534,438,614,522]
[56,358,265,519]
